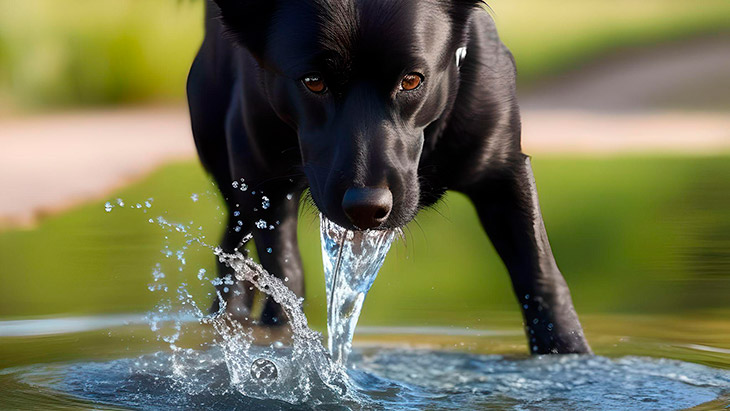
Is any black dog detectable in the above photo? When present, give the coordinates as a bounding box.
[187,0,591,354]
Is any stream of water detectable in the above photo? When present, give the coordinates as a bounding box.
[200,214,396,403]
[319,215,397,365]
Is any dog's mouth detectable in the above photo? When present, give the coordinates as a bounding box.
[303,167,418,231]
[308,195,407,232]
[318,213,400,364]
[318,213,403,237]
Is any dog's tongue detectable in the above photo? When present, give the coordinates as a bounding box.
[319,214,396,365]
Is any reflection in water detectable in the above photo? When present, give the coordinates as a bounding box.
[3,347,730,410]
[1,158,729,409]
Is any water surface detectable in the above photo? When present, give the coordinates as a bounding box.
[2,318,730,410]
[1,157,729,409]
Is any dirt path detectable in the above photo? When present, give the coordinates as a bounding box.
[0,107,195,227]
[518,36,730,153]
[521,110,730,154]
[1,38,729,227]
[520,36,730,112]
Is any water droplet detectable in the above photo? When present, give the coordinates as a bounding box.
[250,358,278,384]
[261,196,270,209]
[190,193,199,202]
[104,202,113,212]
[152,267,165,281]
[286,193,294,200]
[266,248,273,254]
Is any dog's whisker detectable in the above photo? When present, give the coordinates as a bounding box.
[248,172,305,192]
[429,201,451,223]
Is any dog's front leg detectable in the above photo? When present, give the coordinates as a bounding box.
[465,155,591,354]
[212,210,256,321]
[248,188,305,326]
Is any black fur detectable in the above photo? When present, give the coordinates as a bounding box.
[187,0,590,354]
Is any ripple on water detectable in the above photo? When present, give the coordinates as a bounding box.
[7,348,730,410]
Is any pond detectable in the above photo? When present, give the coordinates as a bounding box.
[1,156,729,409]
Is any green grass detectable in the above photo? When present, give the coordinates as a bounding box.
[1,157,728,329]
[0,0,202,112]
[1,0,729,112]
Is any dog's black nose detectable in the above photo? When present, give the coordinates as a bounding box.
[342,187,392,230]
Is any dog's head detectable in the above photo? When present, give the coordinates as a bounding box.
[215,0,482,230]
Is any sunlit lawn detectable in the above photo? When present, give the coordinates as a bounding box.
[1,156,728,330]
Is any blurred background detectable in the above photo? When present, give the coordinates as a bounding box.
[1,0,729,370]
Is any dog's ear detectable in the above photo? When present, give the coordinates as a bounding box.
[447,0,489,45]
[449,0,489,21]
[452,0,490,10]
[212,0,277,59]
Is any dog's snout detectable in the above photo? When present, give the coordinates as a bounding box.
[342,187,393,229]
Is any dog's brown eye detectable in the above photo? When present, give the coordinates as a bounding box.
[303,75,326,94]
[401,73,423,91]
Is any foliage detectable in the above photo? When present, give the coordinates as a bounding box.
[1,0,729,111]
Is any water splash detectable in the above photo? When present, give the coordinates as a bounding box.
[319,215,398,365]
[102,195,403,403]
[211,249,350,403]
[106,195,352,404]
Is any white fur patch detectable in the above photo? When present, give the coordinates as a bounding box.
[456,47,467,67]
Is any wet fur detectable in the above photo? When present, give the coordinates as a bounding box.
[187,0,591,354]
